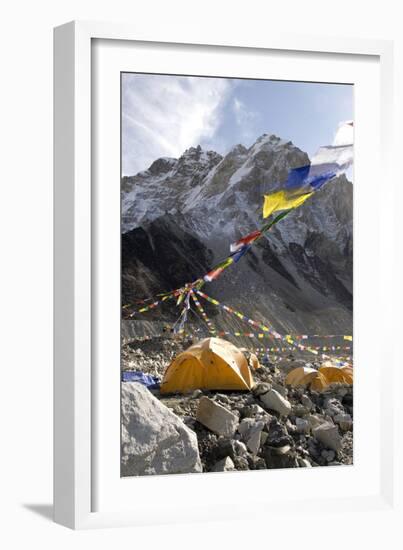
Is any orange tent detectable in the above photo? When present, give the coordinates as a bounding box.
[309,371,331,392]
[285,366,318,387]
[285,363,353,392]
[249,353,260,370]
[318,365,353,385]
[160,337,254,394]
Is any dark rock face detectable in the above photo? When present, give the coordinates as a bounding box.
[148,157,177,175]
[121,214,213,308]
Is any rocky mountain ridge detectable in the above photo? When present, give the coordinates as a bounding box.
[121,134,353,335]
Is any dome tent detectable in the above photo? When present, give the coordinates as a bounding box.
[284,366,321,387]
[318,365,353,386]
[160,337,254,394]
[249,353,260,371]
[285,363,353,392]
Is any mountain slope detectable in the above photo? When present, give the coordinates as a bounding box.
[121,135,353,335]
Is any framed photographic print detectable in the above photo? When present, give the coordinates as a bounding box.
[119,72,355,477]
[54,21,396,529]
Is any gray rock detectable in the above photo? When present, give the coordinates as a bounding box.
[292,404,310,417]
[260,432,269,446]
[191,389,203,399]
[295,417,310,434]
[233,440,248,456]
[217,438,249,460]
[285,420,297,435]
[121,382,202,476]
[285,418,295,428]
[241,403,268,418]
[238,418,265,441]
[238,417,255,439]
[272,382,288,397]
[196,396,239,437]
[306,413,327,430]
[212,456,235,472]
[313,422,342,452]
[321,449,336,462]
[264,446,297,469]
[183,415,196,429]
[301,395,314,410]
[247,429,263,455]
[269,444,291,455]
[342,393,353,407]
[252,382,272,397]
[324,397,345,418]
[265,418,293,448]
[251,456,267,470]
[244,394,256,405]
[215,393,230,404]
[334,413,353,431]
[260,389,292,416]
[236,416,267,455]
[233,455,249,470]
[298,458,312,467]
[307,439,321,460]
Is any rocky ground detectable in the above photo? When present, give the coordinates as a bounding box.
[121,335,353,475]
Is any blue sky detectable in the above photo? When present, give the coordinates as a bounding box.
[122,73,353,176]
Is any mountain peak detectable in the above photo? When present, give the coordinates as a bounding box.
[180,144,221,161]
[227,143,248,156]
[182,144,202,156]
[147,156,177,175]
[176,146,222,176]
[253,133,292,148]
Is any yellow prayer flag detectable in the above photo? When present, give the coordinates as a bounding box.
[263,190,313,219]
[343,335,353,341]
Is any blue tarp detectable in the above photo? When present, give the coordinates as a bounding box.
[122,371,160,389]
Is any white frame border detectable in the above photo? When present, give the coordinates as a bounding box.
[54,20,395,529]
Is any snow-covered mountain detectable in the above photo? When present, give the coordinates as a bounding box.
[121,135,353,335]
[122,146,222,231]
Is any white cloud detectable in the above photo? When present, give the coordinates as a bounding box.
[232,97,245,124]
[233,98,242,121]
[122,74,232,175]
[232,96,257,142]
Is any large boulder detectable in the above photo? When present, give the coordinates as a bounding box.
[121,382,202,476]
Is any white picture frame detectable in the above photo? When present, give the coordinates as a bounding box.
[54,20,396,530]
